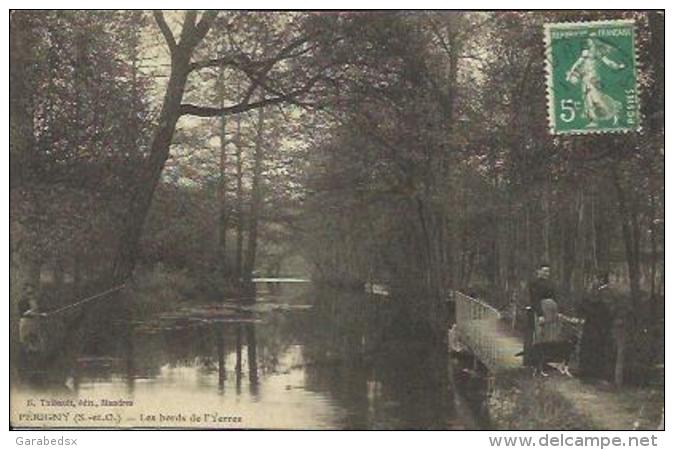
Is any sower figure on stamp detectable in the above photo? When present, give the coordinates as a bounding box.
[565,38,626,127]
[524,263,557,366]
[546,20,639,135]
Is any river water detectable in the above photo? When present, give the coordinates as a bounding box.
[11,283,483,430]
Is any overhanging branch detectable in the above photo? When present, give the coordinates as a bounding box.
[194,10,218,43]
[188,35,312,74]
[181,98,286,117]
[154,11,177,52]
[179,73,326,118]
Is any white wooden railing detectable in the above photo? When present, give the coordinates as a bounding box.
[451,291,584,371]
[453,291,503,370]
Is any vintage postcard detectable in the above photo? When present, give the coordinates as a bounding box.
[9,10,664,431]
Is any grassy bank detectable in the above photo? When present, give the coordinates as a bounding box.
[99,264,256,323]
[487,371,664,430]
[10,264,245,356]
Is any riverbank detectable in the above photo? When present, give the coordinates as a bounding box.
[9,265,246,361]
[121,265,239,317]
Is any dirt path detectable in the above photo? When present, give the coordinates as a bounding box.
[552,378,636,429]
[461,322,662,430]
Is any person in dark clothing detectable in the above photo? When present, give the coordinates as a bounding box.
[523,263,557,366]
[578,272,613,379]
[529,264,557,316]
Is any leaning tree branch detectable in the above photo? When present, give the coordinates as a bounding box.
[188,35,312,73]
[193,10,218,44]
[153,11,177,52]
[179,73,326,118]
[180,98,285,117]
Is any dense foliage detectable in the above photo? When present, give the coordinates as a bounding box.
[10,11,664,381]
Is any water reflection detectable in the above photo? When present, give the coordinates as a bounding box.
[246,323,259,397]
[235,324,243,394]
[216,324,225,394]
[12,284,480,429]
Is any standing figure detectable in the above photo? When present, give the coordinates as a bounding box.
[566,38,626,127]
[524,263,557,365]
[578,272,613,380]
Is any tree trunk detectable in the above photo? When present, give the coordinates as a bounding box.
[592,185,611,277]
[112,43,193,283]
[244,106,265,280]
[10,12,38,188]
[612,167,641,308]
[217,60,229,277]
[111,12,217,284]
[648,194,658,301]
[613,317,626,388]
[561,188,582,294]
[542,182,552,263]
[575,189,587,293]
[234,112,244,282]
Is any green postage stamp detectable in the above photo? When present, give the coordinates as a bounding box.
[545,20,640,135]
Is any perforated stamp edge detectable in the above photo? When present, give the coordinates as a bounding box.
[544,19,643,136]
